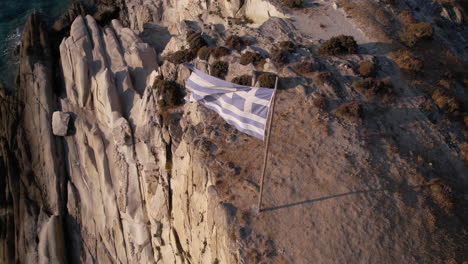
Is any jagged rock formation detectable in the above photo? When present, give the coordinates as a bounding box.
[1,0,468,263]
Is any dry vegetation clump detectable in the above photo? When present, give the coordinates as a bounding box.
[318,35,358,56]
[231,75,252,86]
[399,22,434,48]
[352,77,393,100]
[394,49,423,72]
[431,88,460,113]
[166,49,195,64]
[239,51,264,66]
[212,46,230,58]
[211,61,229,79]
[294,61,315,75]
[282,0,303,8]
[429,183,455,214]
[358,61,376,77]
[312,95,328,111]
[153,79,184,107]
[279,40,296,52]
[314,71,336,87]
[335,101,362,121]
[225,35,244,51]
[197,46,212,61]
[186,31,207,51]
[270,48,290,65]
[258,73,277,88]
[460,142,468,161]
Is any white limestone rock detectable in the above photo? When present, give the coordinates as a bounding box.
[52,111,70,136]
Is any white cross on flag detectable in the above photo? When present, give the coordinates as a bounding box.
[185,65,275,140]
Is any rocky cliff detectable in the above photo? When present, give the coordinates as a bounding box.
[1,0,467,263]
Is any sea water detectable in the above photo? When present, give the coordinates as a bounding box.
[0,0,70,85]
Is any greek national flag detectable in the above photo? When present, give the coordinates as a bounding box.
[185,66,275,140]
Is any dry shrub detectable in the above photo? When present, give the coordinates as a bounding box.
[394,50,423,72]
[166,49,195,64]
[429,183,455,214]
[282,0,303,8]
[245,249,261,263]
[270,48,289,65]
[153,79,184,108]
[399,22,434,48]
[239,51,264,66]
[318,35,358,56]
[352,77,393,100]
[186,31,207,51]
[294,61,315,75]
[197,46,211,61]
[358,61,376,77]
[312,95,328,111]
[398,9,416,26]
[461,142,468,161]
[225,35,244,51]
[212,46,230,58]
[431,88,460,113]
[258,73,277,88]
[231,75,252,86]
[211,61,229,79]
[279,41,296,52]
[335,101,362,121]
[314,71,335,86]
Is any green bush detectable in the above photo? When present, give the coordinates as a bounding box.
[318,35,358,56]
[258,73,277,88]
[211,61,229,79]
[231,75,253,86]
[197,46,212,61]
[239,51,264,66]
[212,46,230,58]
[225,35,244,51]
[166,49,195,64]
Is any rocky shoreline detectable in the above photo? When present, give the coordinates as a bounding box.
[1,0,467,263]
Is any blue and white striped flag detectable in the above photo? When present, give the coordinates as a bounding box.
[185,66,275,140]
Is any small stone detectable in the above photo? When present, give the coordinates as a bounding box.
[52,111,70,136]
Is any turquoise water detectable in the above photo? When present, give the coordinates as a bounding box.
[0,0,70,84]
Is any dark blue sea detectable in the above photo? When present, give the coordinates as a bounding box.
[0,0,70,85]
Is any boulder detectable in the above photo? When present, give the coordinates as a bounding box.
[52,111,70,136]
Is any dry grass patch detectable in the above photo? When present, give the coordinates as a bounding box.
[460,142,468,161]
[279,41,296,52]
[312,95,328,111]
[318,35,358,56]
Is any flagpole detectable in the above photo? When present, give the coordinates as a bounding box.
[258,77,279,213]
